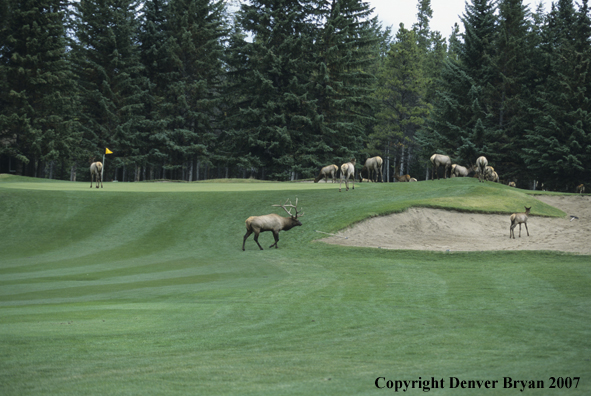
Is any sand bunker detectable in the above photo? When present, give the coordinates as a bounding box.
[320,195,591,254]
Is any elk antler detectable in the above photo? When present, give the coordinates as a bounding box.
[272,198,304,218]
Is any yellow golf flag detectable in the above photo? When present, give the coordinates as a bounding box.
[105,148,113,154]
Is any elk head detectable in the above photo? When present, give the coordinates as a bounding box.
[273,198,304,226]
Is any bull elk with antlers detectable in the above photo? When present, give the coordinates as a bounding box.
[242,198,304,251]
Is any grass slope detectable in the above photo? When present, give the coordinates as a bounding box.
[0,175,589,395]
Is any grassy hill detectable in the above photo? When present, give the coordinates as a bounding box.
[1,175,589,395]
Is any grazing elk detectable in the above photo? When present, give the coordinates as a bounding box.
[90,161,103,188]
[476,156,488,182]
[430,154,451,180]
[242,199,303,251]
[450,164,475,178]
[359,156,383,183]
[314,165,339,183]
[509,206,531,239]
[484,167,499,183]
[576,184,585,194]
[508,182,516,187]
[339,159,356,192]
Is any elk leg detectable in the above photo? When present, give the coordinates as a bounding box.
[524,223,529,236]
[253,232,264,250]
[269,231,279,249]
[242,230,253,251]
[518,224,522,237]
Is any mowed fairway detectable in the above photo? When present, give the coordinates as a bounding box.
[1,175,590,395]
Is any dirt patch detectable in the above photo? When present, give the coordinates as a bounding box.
[320,195,591,254]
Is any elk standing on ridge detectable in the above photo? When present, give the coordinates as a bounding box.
[359,156,383,182]
[476,156,488,182]
[339,159,356,192]
[90,161,103,188]
[430,154,451,179]
[509,206,531,239]
[242,199,303,251]
[314,165,339,183]
[450,164,475,178]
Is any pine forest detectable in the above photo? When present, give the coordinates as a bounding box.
[1,0,590,191]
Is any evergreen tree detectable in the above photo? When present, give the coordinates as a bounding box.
[413,0,433,50]
[74,0,148,180]
[228,0,319,179]
[0,0,79,177]
[370,25,430,177]
[153,0,229,180]
[425,0,498,166]
[523,0,591,190]
[312,0,380,170]
[138,0,170,177]
[489,0,534,180]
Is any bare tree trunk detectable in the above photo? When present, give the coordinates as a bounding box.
[400,145,405,175]
[407,146,412,176]
[70,162,77,181]
[188,159,193,181]
[386,156,390,183]
[135,164,140,182]
[196,161,201,180]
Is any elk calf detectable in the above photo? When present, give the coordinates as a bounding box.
[510,206,531,239]
[243,199,303,251]
[90,161,103,188]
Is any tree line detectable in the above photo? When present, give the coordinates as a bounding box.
[0,0,589,190]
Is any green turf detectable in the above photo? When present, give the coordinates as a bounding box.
[0,175,589,395]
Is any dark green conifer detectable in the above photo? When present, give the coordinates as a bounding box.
[0,0,79,177]
[74,0,148,180]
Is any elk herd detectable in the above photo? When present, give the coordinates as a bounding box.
[244,152,591,250]
[84,151,584,250]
